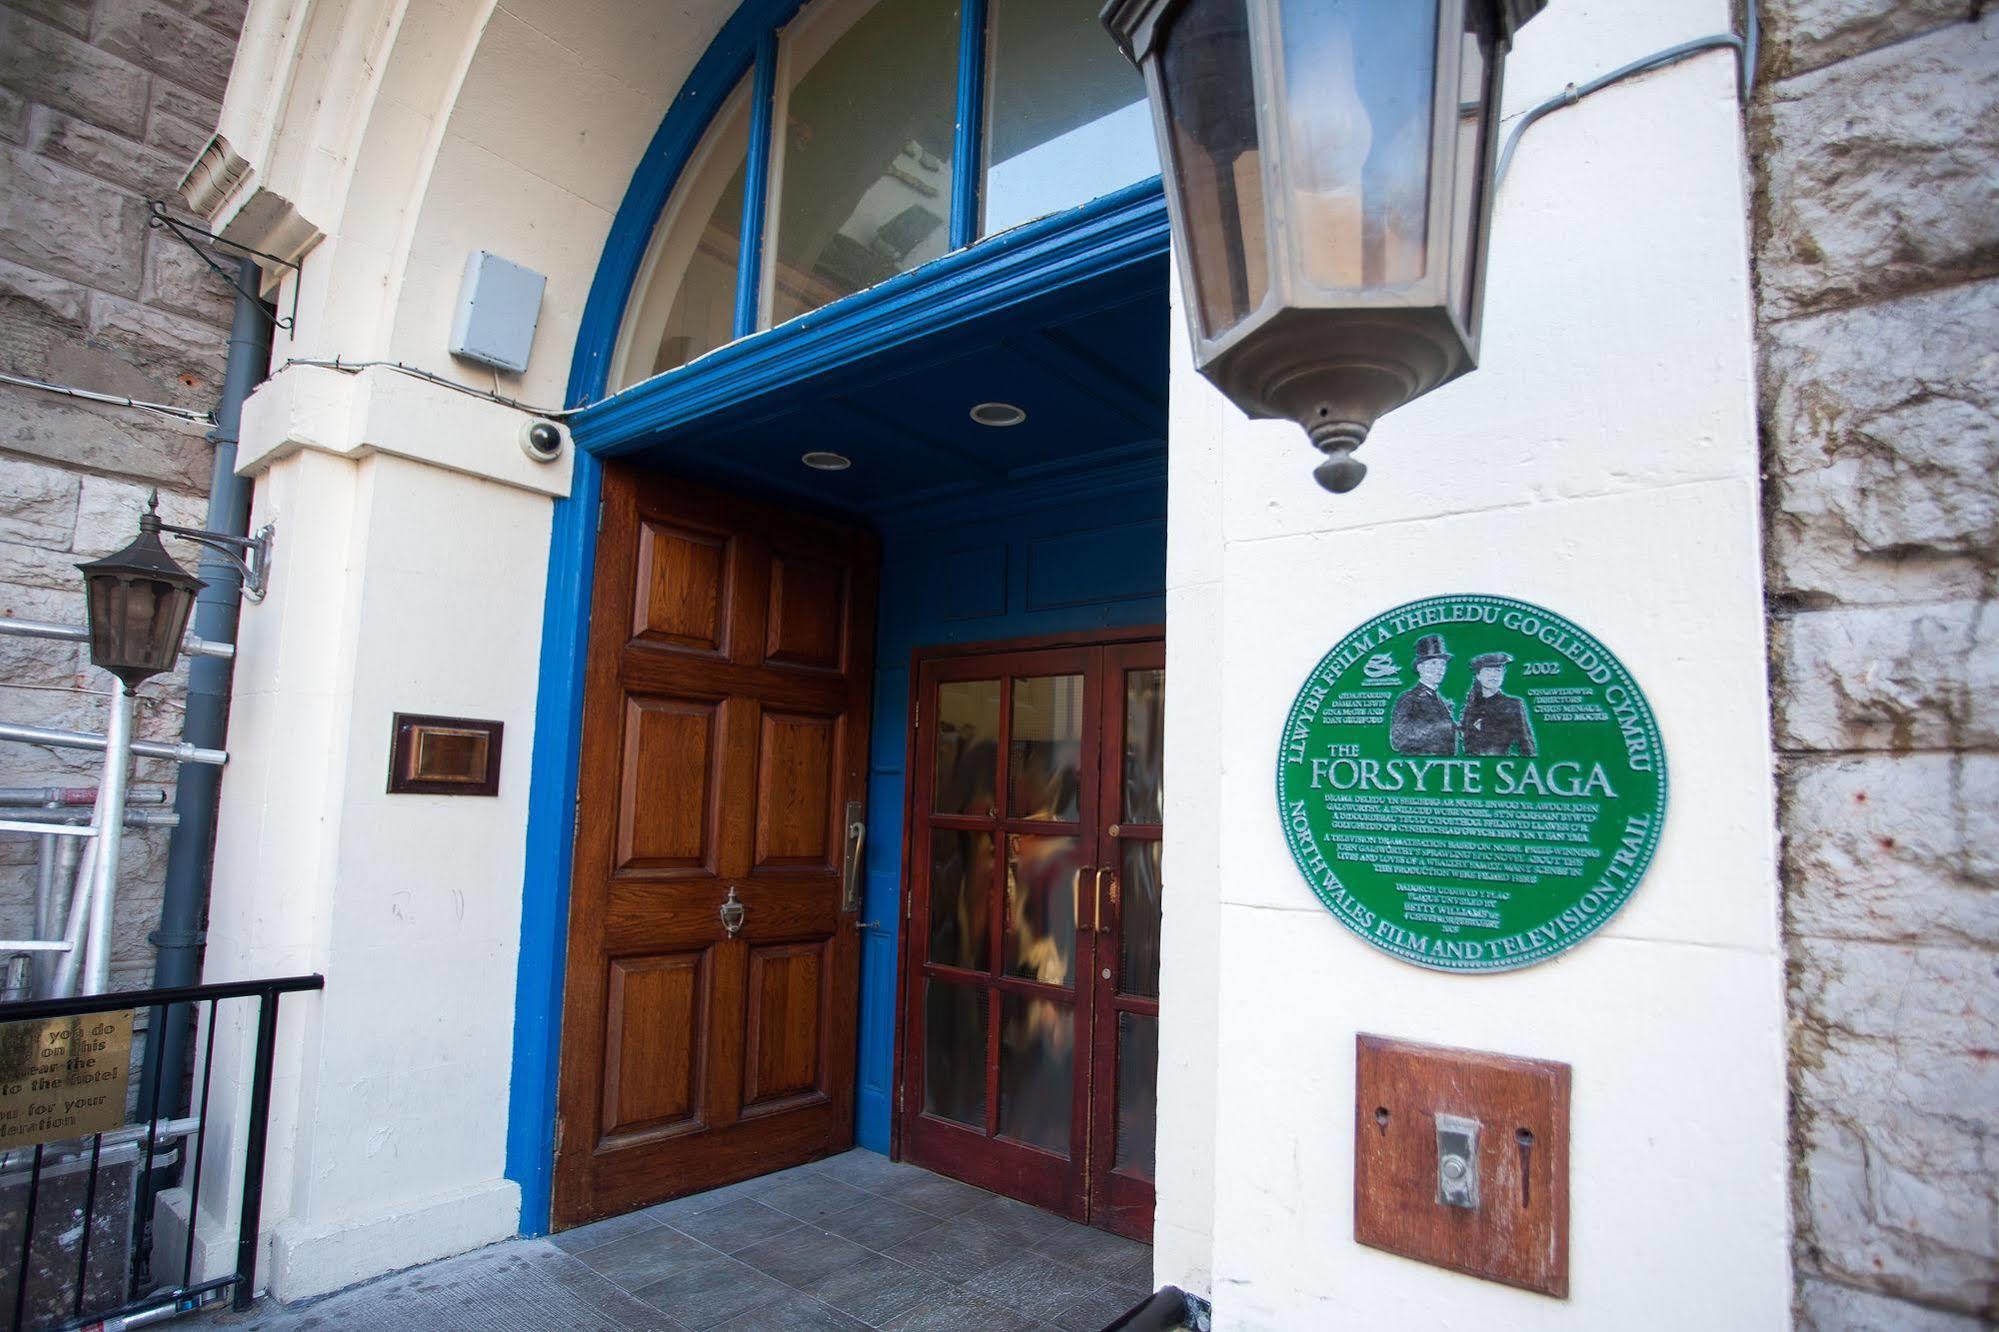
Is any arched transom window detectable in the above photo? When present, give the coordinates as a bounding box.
[613,0,1158,390]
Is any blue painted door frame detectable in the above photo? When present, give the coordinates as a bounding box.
[508,0,1168,1235]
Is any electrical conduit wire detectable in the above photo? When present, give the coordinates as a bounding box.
[1495,0,1759,190]
[278,356,588,418]
[0,370,215,426]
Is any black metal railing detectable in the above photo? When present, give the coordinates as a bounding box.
[0,975,323,1330]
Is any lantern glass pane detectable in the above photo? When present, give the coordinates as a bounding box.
[764,0,960,328]
[1277,0,1437,291]
[1157,0,1267,340]
[1451,22,1500,328]
[981,0,1156,238]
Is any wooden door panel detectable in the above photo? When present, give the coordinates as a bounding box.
[765,552,846,670]
[604,879,840,946]
[753,711,838,867]
[601,952,708,1141]
[621,653,851,714]
[743,942,828,1110]
[615,696,719,874]
[633,520,730,651]
[555,465,877,1229]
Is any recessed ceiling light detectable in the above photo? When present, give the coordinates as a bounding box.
[969,401,1027,428]
[801,450,852,471]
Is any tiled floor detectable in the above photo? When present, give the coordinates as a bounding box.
[195,1150,1153,1331]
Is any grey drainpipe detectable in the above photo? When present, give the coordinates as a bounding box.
[139,256,273,1117]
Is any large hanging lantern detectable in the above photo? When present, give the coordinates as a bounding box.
[1104,0,1546,492]
[77,494,204,692]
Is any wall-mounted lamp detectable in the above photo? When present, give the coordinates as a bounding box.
[76,493,276,694]
[76,494,205,693]
[1104,0,1546,492]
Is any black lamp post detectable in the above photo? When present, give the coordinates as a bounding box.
[76,493,205,693]
[1104,0,1546,492]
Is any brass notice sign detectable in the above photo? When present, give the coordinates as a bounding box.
[0,1011,133,1149]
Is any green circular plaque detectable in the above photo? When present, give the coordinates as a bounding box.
[1276,595,1667,972]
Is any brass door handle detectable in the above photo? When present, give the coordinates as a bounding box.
[840,800,866,913]
[720,886,746,937]
[1090,868,1106,933]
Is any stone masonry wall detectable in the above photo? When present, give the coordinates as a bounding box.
[1753,4,1999,1327]
[0,0,244,991]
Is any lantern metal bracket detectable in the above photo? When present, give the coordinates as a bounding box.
[159,520,276,604]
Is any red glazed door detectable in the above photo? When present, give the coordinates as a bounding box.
[900,635,1162,1239]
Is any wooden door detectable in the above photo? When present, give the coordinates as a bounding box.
[1086,641,1163,1240]
[903,646,1104,1219]
[553,464,878,1228]
[899,635,1162,1238]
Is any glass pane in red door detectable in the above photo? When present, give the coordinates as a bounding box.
[1005,834,1081,987]
[935,680,1001,813]
[1000,992,1074,1155]
[929,829,993,971]
[1114,1012,1159,1179]
[1009,675,1084,821]
[1123,668,1164,823]
[924,980,990,1128]
[1120,841,1162,998]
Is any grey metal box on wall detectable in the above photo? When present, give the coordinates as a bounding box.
[448,251,547,374]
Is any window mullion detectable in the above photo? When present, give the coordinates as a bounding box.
[948,0,989,251]
[734,29,780,340]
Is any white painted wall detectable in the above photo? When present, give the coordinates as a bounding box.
[1153,2,1791,1326]
[183,0,736,1301]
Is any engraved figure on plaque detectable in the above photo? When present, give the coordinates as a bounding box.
[1388,634,1459,756]
[1460,652,1536,756]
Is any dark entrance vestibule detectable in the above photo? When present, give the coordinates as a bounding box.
[533,0,1173,1255]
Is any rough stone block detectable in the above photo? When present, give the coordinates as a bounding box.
[29,108,187,198]
[0,456,81,546]
[0,86,26,145]
[73,473,208,557]
[0,621,86,699]
[1792,933,1999,1315]
[9,0,92,37]
[1762,279,1999,606]
[1773,602,1997,751]
[148,82,222,146]
[145,105,214,167]
[1798,1275,1990,1330]
[1783,756,1999,948]
[91,0,238,103]
[86,290,230,406]
[0,256,90,381]
[1755,14,1999,321]
[153,0,248,36]
[0,387,210,491]
[0,146,147,295]
[140,228,235,325]
[1758,0,1972,81]
[0,11,150,138]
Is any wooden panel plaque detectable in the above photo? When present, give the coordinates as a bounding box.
[1355,1033,1571,1297]
[0,1011,133,1149]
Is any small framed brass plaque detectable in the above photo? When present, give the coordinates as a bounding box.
[0,1011,134,1149]
[389,713,504,796]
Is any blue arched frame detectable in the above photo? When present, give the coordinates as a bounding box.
[507,0,1170,1234]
